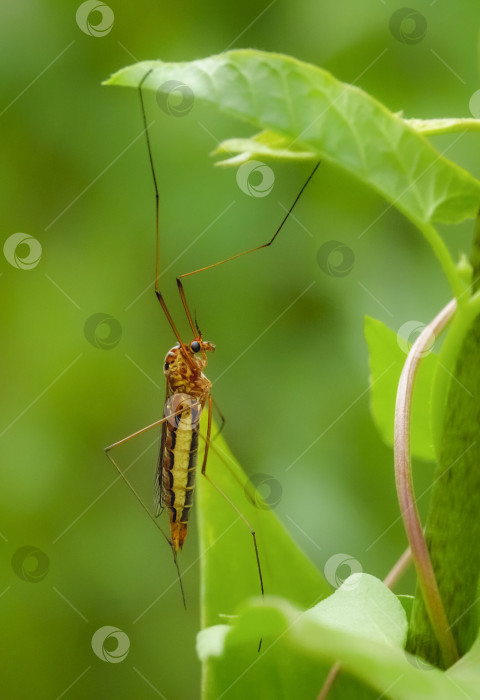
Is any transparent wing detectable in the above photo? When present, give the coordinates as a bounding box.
[153,388,170,517]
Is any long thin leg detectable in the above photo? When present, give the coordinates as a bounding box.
[139,69,320,342]
[211,397,226,439]
[105,401,200,452]
[138,71,194,361]
[105,447,186,609]
[104,402,199,609]
[138,69,159,294]
[176,160,321,331]
[200,396,264,598]
[200,394,213,473]
[199,416,253,495]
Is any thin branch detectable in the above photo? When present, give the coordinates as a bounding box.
[383,544,413,590]
[317,661,342,700]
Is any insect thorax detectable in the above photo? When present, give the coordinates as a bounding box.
[163,345,212,400]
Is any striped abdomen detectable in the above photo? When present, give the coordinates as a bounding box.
[158,402,201,551]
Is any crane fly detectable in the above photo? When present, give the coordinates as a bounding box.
[104,68,320,609]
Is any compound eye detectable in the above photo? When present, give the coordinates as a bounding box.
[191,340,201,353]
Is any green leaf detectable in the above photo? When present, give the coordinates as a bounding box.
[364,316,438,461]
[215,119,480,165]
[104,49,480,227]
[213,129,316,166]
[200,594,472,700]
[195,418,331,698]
[405,118,480,135]
[304,573,407,646]
[448,630,480,689]
[200,573,407,658]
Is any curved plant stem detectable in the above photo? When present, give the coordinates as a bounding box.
[395,298,458,667]
[318,300,458,698]
[317,546,412,699]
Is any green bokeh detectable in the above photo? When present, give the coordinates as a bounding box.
[1,2,479,698]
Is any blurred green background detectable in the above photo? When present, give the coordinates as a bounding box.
[1,1,479,698]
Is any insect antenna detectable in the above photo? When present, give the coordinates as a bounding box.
[194,309,202,338]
